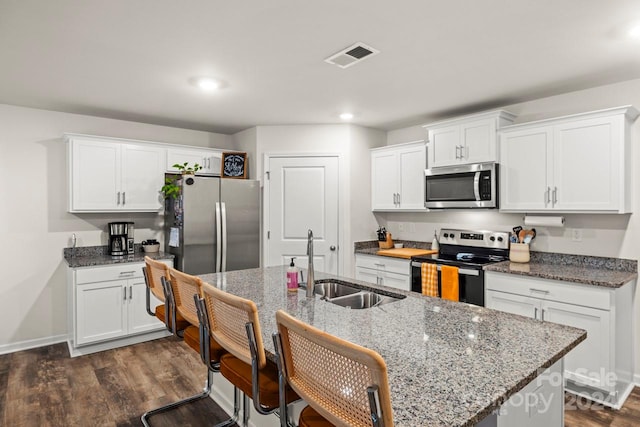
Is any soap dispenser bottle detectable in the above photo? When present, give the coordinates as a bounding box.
[287,257,299,292]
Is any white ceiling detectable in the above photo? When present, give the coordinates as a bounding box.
[1,0,640,134]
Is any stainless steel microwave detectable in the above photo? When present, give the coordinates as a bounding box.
[424,162,498,209]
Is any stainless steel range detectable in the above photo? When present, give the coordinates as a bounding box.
[410,228,510,306]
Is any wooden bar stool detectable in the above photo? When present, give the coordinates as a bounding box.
[142,256,190,334]
[141,268,228,426]
[273,309,394,427]
[199,282,300,427]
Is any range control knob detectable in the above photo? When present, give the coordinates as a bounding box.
[490,236,496,242]
[443,233,449,238]
[497,236,504,242]
[449,233,455,239]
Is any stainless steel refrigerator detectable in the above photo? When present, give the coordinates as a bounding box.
[164,174,260,274]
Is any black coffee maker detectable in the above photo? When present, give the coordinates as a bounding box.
[108,222,135,256]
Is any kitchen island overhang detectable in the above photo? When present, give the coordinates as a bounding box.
[198,266,586,426]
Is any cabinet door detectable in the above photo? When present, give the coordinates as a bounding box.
[552,116,621,211]
[542,300,612,391]
[121,144,165,211]
[428,126,460,168]
[461,118,496,164]
[355,267,379,285]
[379,270,410,291]
[203,152,222,175]
[70,139,120,211]
[167,148,208,172]
[128,280,165,335]
[485,290,539,319]
[76,280,127,345]
[371,150,399,210]
[397,144,426,210]
[499,127,553,211]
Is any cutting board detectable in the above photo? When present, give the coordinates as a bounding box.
[376,248,438,259]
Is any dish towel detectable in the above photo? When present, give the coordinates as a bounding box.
[440,265,459,302]
[421,263,438,297]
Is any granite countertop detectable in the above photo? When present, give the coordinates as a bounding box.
[199,266,585,426]
[354,240,432,256]
[484,252,637,289]
[63,245,174,268]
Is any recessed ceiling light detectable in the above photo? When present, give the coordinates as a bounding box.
[339,112,354,121]
[195,77,219,91]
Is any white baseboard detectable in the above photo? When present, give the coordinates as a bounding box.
[0,334,68,356]
[634,373,640,386]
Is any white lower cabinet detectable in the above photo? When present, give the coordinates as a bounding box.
[485,271,634,408]
[69,260,171,355]
[355,254,410,291]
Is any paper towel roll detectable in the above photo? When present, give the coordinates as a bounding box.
[523,215,565,227]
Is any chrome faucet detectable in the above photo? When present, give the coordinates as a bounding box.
[306,229,315,297]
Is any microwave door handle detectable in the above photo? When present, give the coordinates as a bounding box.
[473,172,481,201]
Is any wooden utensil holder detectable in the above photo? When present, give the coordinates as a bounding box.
[378,232,394,249]
[509,243,530,263]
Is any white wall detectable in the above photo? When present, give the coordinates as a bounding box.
[0,103,234,351]
[382,77,640,376]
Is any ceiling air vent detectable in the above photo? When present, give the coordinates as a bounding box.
[325,42,380,69]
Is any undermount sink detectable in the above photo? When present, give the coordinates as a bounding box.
[307,279,405,309]
[314,281,360,298]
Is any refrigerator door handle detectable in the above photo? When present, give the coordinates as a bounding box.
[221,202,227,272]
[215,202,222,273]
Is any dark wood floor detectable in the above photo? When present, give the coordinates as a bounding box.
[1,337,639,426]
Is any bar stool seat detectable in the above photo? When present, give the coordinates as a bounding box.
[183,325,226,360]
[155,304,191,331]
[298,406,334,427]
[219,353,298,409]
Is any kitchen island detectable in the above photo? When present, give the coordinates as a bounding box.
[199,266,586,426]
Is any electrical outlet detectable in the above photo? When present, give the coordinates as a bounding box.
[571,229,582,242]
[398,223,405,232]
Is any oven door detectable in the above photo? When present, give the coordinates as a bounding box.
[410,260,485,306]
[424,162,497,209]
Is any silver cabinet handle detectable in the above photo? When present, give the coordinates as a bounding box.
[530,288,549,294]
[397,193,401,205]
[545,187,550,206]
[552,187,557,205]
[455,145,460,159]
[541,308,545,321]
[119,271,136,275]
[122,192,126,205]
[374,263,385,267]
[534,307,538,319]
[129,285,133,300]
[123,287,127,301]
[117,192,121,205]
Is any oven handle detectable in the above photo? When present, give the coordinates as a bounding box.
[411,261,479,276]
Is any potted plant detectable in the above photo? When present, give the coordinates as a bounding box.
[160,162,202,199]
[172,162,202,175]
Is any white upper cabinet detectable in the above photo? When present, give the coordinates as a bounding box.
[68,136,166,212]
[425,110,515,168]
[167,147,222,175]
[371,141,426,211]
[500,106,638,213]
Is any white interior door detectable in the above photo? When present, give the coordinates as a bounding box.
[266,156,339,275]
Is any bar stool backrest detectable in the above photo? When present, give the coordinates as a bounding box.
[144,256,170,302]
[201,282,267,369]
[169,268,203,327]
[275,309,394,427]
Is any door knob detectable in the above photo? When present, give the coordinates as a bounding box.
[330,245,337,251]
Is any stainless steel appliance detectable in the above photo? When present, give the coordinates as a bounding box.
[164,174,260,275]
[410,228,509,306]
[108,221,135,256]
[424,162,498,209]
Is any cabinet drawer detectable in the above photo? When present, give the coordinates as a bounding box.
[75,260,172,284]
[485,271,610,310]
[355,254,409,276]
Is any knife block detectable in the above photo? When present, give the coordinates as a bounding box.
[378,232,394,249]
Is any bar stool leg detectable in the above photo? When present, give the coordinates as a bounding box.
[214,386,241,427]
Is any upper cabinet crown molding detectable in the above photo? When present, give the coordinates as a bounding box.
[423,110,516,168]
[64,133,230,213]
[371,140,426,212]
[499,105,638,214]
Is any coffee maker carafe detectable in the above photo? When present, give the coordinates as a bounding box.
[108,222,134,256]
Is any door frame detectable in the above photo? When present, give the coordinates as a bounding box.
[263,153,343,275]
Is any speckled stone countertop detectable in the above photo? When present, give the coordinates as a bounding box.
[199,266,585,426]
[484,252,637,289]
[63,245,174,268]
[354,240,432,256]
